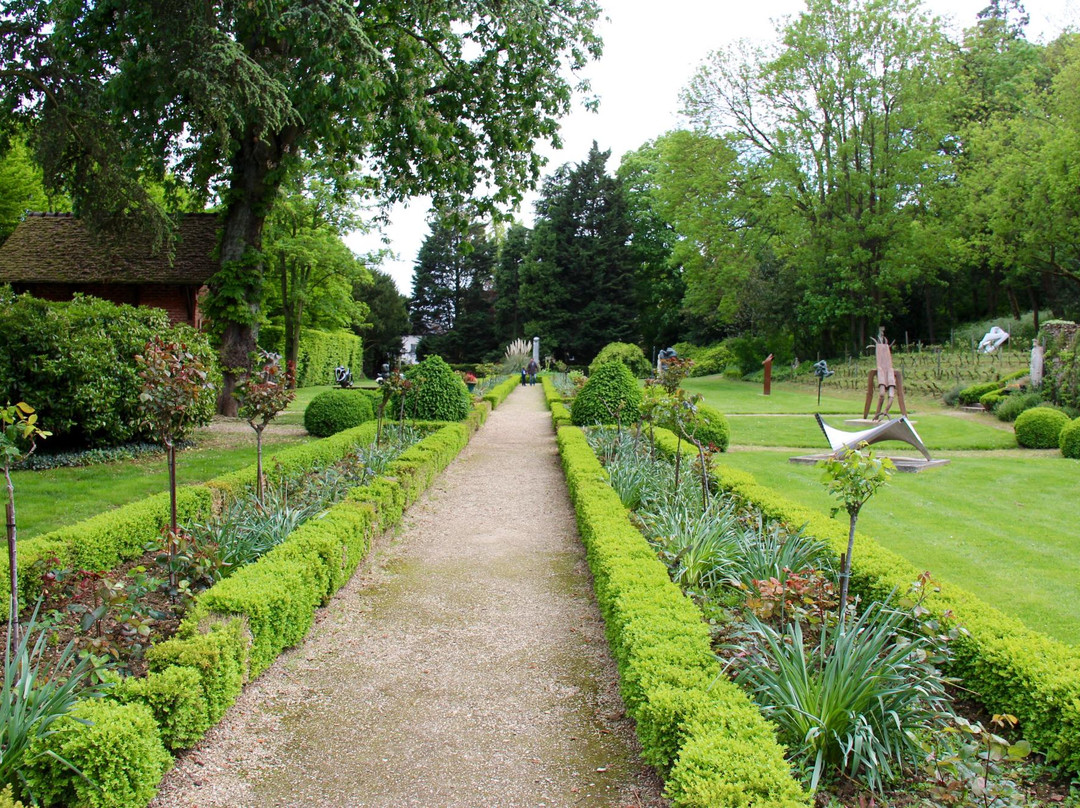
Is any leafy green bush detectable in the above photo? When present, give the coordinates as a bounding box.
[259,327,364,387]
[401,355,472,421]
[1060,417,1080,459]
[303,389,375,437]
[113,666,210,751]
[0,785,24,808]
[957,369,1028,406]
[571,362,642,426]
[980,391,1007,411]
[656,402,730,452]
[1014,407,1070,449]
[0,293,218,448]
[23,699,171,808]
[589,342,652,378]
[995,392,1043,422]
[690,345,736,378]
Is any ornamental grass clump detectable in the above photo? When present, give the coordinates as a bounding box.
[732,602,952,793]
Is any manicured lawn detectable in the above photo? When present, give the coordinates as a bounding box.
[275,384,334,425]
[729,413,1016,450]
[14,428,313,539]
[716,448,1080,644]
[683,376,866,414]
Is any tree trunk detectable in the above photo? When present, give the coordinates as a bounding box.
[212,127,299,414]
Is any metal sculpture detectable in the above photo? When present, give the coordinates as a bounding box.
[863,327,908,420]
[813,359,834,405]
[815,413,932,461]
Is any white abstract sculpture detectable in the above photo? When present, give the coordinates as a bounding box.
[978,326,1010,353]
[815,414,932,461]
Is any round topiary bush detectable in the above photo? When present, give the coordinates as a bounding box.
[303,389,375,437]
[401,355,471,421]
[1014,406,1070,449]
[588,342,652,378]
[657,402,730,452]
[1060,417,1080,458]
[571,362,642,426]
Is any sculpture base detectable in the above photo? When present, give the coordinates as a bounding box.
[788,453,950,473]
[844,418,916,427]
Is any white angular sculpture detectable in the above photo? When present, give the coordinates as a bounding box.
[815,413,932,461]
[978,326,1010,353]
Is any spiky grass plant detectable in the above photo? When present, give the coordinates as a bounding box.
[732,601,951,793]
[641,497,742,591]
[726,520,833,591]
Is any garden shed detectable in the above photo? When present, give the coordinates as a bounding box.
[0,212,219,327]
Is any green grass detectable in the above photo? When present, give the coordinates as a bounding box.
[729,413,1016,450]
[715,449,1080,644]
[12,429,313,539]
[683,376,866,414]
[275,385,335,425]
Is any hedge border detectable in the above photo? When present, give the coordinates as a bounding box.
[698,443,1080,777]
[17,396,500,807]
[540,374,572,428]
[555,426,808,808]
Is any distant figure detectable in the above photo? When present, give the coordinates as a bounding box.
[526,358,539,385]
[521,367,528,386]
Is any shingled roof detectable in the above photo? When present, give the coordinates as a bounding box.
[0,213,220,285]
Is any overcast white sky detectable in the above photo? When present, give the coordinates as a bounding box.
[346,0,1078,296]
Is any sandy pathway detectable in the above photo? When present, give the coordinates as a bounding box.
[152,383,666,808]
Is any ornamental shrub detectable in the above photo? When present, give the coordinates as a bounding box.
[995,392,1043,423]
[303,389,375,437]
[571,362,642,426]
[1014,406,1070,449]
[589,342,652,378]
[1060,417,1080,459]
[23,699,171,808]
[656,402,730,452]
[689,345,736,378]
[401,355,471,421]
[0,293,218,448]
[979,391,1007,411]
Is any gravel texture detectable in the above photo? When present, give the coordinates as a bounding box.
[151,384,667,808]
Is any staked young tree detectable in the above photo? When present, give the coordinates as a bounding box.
[519,143,640,364]
[0,0,602,412]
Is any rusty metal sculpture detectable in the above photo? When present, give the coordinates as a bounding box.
[863,327,907,420]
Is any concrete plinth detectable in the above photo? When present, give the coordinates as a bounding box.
[788,453,950,473]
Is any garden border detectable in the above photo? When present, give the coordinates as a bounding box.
[12,380,518,807]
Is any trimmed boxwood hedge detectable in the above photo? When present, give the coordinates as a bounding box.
[700,449,1080,779]
[1059,417,1080,458]
[571,362,642,426]
[17,396,501,807]
[1014,406,1070,449]
[556,425,808,807]
[957,369,1028,406]
[303,388,375,437]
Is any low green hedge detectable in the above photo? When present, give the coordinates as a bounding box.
[481,374,520,410]
[556,426,808,808]
[540,375,572,428]
[958,369,1028,406]
[707,459,1080,778]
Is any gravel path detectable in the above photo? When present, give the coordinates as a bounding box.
[152,384,666,808]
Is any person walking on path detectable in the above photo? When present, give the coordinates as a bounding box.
[151,383,665,808]
[526,357,539,385]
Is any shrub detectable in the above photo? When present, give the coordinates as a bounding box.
[996,392,1043,422]
[401,355,471,421]
[0,293,218,448]
[112,666,210,751]
[656,402,730,452]
[942,383,965,407]
[589,342,652,378]
[979,391,1007,411]
[303,389,375,437]
[1060,417,1080,459]
[571,362,642,426]
[689,345,736,378]
[259,327,364,387]
[1014,406,1070,449]
[23,699,171,808]
[957,369,1029,406]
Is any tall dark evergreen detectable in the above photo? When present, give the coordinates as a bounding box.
[408,215,497,363]
[520,143,639,364]
[356,269,409,377]
[493,223,531,345]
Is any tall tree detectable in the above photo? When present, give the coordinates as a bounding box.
[493,223,531,346]
[409,214,497,363]
[0,0,602,411]
[684,0,949,353]
[356,269,409,377]
[519,143,640,364]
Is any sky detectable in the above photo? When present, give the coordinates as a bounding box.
[346,0,1079,296]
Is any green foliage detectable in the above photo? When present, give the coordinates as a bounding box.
[656,401,730,452]
[401,356,471,421]
[957,369,1028,406]
[112,666,210,751]
[0,294,218,448]
[571,362,642,426]
[588,342,651,378]
[979,391,1007,410]
[734,604,950,792]
[22,699,171,808]
[995,391,1043,422]
[0,612,106,799]
[1043,326,1080,411]
[0,785,25,808]
[260,328,364,388]
[1014,406,1070,448]
[303,389,374,437]
[673,343,738,378]
[1060,417,1080,458]
[554,426,809,806]
[135,337,214,447]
